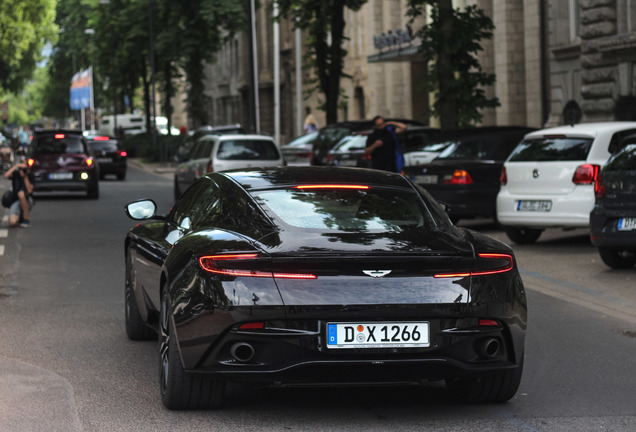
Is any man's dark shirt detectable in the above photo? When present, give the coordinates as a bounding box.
[12,170,34,198]
[366,127,397,172]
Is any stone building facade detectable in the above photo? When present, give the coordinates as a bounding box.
[172,0,550,144]
[548,0,636,125]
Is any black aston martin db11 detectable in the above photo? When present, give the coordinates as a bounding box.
[124,166,526,410]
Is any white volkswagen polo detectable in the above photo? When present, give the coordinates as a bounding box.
[497,122,636,244]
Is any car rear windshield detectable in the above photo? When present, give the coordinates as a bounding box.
[216,140,280,160]
[88,140,118,152]
[604,144,636,172]
[508,137,593,162]
[252,187,434,232]
[34,134,85,154]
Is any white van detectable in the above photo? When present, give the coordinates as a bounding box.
[99,114,147,137]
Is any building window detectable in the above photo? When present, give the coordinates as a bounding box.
[355,87,366,119]
[569,0,581,42]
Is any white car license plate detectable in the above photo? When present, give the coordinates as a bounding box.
[49,172,73,180]
[337,159,357,166]
[414,175,437,184]
[618,218,636,231]
[96,157,113,163]
[517,200,552,212]
[326,322,430,349]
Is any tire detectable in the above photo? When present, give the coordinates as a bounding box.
[87,182,99,199]
[160,290,225,410]
[117,171,126,181]
[125,252,155,341]
[503,227,543,244]
[598,248,636,269]
[446,354,524,403]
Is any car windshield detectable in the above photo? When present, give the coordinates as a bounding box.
[415,139,458,153]
[285,131,318,147]
[252,187,432,232]
[508,137,593,162]
[217,139,280,160]
[332,135,367,151]
[604,144,636,171]
[34,134,85,154]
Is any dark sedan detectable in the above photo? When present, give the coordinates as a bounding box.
[86,135,127,180]
[590,142,636,268]
[404,127,534,223]
[28,129,99,198]
[124,166,526,409]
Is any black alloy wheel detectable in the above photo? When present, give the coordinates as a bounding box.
[159,290,225,410]
[504,227,543,244]
[125,251,155,341]
[446,353,524,403]
[598,248,636,269]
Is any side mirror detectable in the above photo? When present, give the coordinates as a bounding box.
[125,199,158,220]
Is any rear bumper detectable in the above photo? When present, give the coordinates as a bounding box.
[426,185,498,218]
[590,207,636,249]
[496,187,593,228]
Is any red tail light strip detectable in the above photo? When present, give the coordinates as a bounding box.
[434,253,513,278]
[199,254,317,280]
[294,184,370,190]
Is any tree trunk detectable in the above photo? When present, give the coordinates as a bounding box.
[437,0,458,130]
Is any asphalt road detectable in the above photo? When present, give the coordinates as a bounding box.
[0,164,635,431]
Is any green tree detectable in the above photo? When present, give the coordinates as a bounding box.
[172,0,246,127]
[275,0,367,125]
[407,0,499,129]
[2,67,48,125]
[41,0,92,121]
[0,0,57,94]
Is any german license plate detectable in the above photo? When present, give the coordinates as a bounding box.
[96,157,113,163]
[337,159,357,166]
[49,172,73,180]
[414,175,437,184]
[618,218,636,231]
[517,200,552,212]
[326,322,430,349]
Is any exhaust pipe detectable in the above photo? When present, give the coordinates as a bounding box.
[477,338,501,359]
[230,342,255,362]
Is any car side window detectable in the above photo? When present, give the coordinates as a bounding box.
[169,181,209,229]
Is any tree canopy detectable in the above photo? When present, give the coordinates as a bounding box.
[275,0,368,125]
[407,0,499,129]
[0,0,57,94]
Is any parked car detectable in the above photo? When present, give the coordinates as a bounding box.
[590,138,636,268]
[311,119,424,165]
[174,124,245,162]
[326,132,370,167]
[404,127,535,223]
[497,122,636,244]
[174,134,283,200]
[125,166,527,409]
[327,126,441,169]
[28,129,99,198]
[280,131,318,166]
[85,135,127,180]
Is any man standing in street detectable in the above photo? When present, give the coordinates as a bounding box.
[4,159,34,227]
[364,116,407,172]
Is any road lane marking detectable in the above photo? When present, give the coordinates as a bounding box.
[0,245,4,255]
[0,229,8,238]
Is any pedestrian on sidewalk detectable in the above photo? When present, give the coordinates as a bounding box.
[3,158,34,227]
